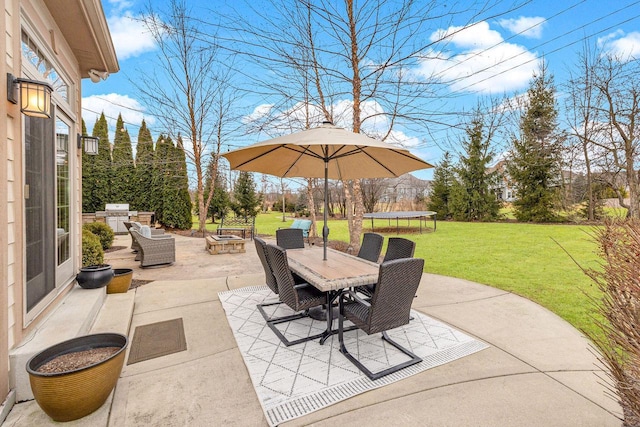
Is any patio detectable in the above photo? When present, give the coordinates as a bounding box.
[3,232,622,426]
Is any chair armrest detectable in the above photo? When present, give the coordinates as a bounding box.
[340,289,371,308]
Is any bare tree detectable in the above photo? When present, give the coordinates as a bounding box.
[134,0,241,232]
[568,48,640,219]
[564,42,606,220]
[361,178,388,212]
[218,0,531,247]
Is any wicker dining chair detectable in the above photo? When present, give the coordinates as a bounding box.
[254,237,308,323]
[130,229,175,267]
[338,257,425,380]
[276,228,305,249]
[383,237,416,262]
[264,244,327,346]
[357,232,384,263]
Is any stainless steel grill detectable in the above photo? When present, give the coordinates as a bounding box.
[104,204,136,234]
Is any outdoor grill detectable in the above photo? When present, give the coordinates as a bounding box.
[104,204,136,234]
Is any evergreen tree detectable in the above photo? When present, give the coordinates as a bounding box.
[204,157,229,222]
[427,152,455,219]
[83,113,112,211]
[508,63,562,222]
[81,119,94,213]
[110,114,136,204]
[152,134,171,224]
[133,120,155,211]
[232,172,262,218]
[160,135,193,229]
[450,116,502,221]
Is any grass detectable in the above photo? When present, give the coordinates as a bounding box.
[195,212,604,340]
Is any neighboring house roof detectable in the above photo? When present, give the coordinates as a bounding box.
[44,0,119,74]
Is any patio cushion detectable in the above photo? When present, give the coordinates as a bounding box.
[140,225,152,238]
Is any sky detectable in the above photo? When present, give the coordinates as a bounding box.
[82,0,640,184]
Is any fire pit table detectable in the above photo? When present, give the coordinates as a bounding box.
[205,235,246,255]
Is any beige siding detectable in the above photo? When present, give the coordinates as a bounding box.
[6,116,16,350]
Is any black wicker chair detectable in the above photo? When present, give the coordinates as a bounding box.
[255,237,308,323]
[383,237,416,262]
[264,244,327,346]
[357,232,383,263]
[338,257,425,380]
[276,228,305,249]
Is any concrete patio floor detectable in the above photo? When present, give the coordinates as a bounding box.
[3,233,623,426]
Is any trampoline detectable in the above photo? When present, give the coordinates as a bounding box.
[363,211,437,234]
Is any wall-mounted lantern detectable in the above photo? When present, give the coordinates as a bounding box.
[6,73,53,119]
[77,135,99,155]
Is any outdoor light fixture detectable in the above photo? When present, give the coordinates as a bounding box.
[6,73,53,118]
[88,69,109,83]
[77,134,99,155]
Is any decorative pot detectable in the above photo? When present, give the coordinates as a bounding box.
[107,268,133,294]
[26,333,128,422]
[76,265,113,289]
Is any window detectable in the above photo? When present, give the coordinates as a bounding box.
[21,31,69,102]
[56,119,71,267]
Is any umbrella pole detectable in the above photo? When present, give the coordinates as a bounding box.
[323,160,329,260]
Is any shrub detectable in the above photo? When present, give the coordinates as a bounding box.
[82,229,104,267]
[584,219,640,426]
[83,222,114,250]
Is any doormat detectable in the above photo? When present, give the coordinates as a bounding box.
[127,318,187,365]
[219,286,489,426]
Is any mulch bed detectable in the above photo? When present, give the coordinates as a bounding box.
[36,347,120,373]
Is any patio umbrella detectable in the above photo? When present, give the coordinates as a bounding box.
[222,122,433,260]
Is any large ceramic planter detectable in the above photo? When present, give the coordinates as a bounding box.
[76,265,113,289]
[26,333,128,422]
[107,268,133,294]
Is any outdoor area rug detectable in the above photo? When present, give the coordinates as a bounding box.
[127,318,187,365]
[219,286,489,426]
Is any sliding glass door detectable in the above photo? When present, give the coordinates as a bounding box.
[24,112,56,311]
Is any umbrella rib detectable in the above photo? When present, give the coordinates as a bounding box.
[332,146,399,176]
[234,145,284,169]
[281,145,322,176]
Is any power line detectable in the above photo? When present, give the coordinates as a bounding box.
[441,1,640,92]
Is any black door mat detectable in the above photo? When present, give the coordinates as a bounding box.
[127,318,187,365]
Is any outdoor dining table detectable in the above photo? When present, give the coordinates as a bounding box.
[285,245,380,344]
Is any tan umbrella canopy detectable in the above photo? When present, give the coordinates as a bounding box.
[223,122,433,259]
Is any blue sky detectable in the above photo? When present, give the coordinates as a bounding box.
[82,0,640,183]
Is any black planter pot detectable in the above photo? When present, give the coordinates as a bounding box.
[76,265,113,289]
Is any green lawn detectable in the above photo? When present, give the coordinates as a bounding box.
[197,212,604,340]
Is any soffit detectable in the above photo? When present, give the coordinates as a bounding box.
[43,0,119,74]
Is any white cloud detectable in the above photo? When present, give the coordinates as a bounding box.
[598,31,640,61]
[498,16,546,39]
[108,13,157,60]
[107,0,134,14]
[82,93,155,141]
[241,99,419,149]
[417,21,540,94]
[430,21,503,49]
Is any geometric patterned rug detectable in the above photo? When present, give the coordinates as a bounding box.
[219,286,489,426]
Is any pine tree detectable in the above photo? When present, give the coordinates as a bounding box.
[111,114,136,204]
[84,113,112,211]
[204,157,229,222]
[450,116,502,221]
[133,120,155,211]
[507,63,562,222]
[160,135,193,229]
[81,120,94,213]
[232,172,262,218]
[152,134,171,224]
[427,152,455,219]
